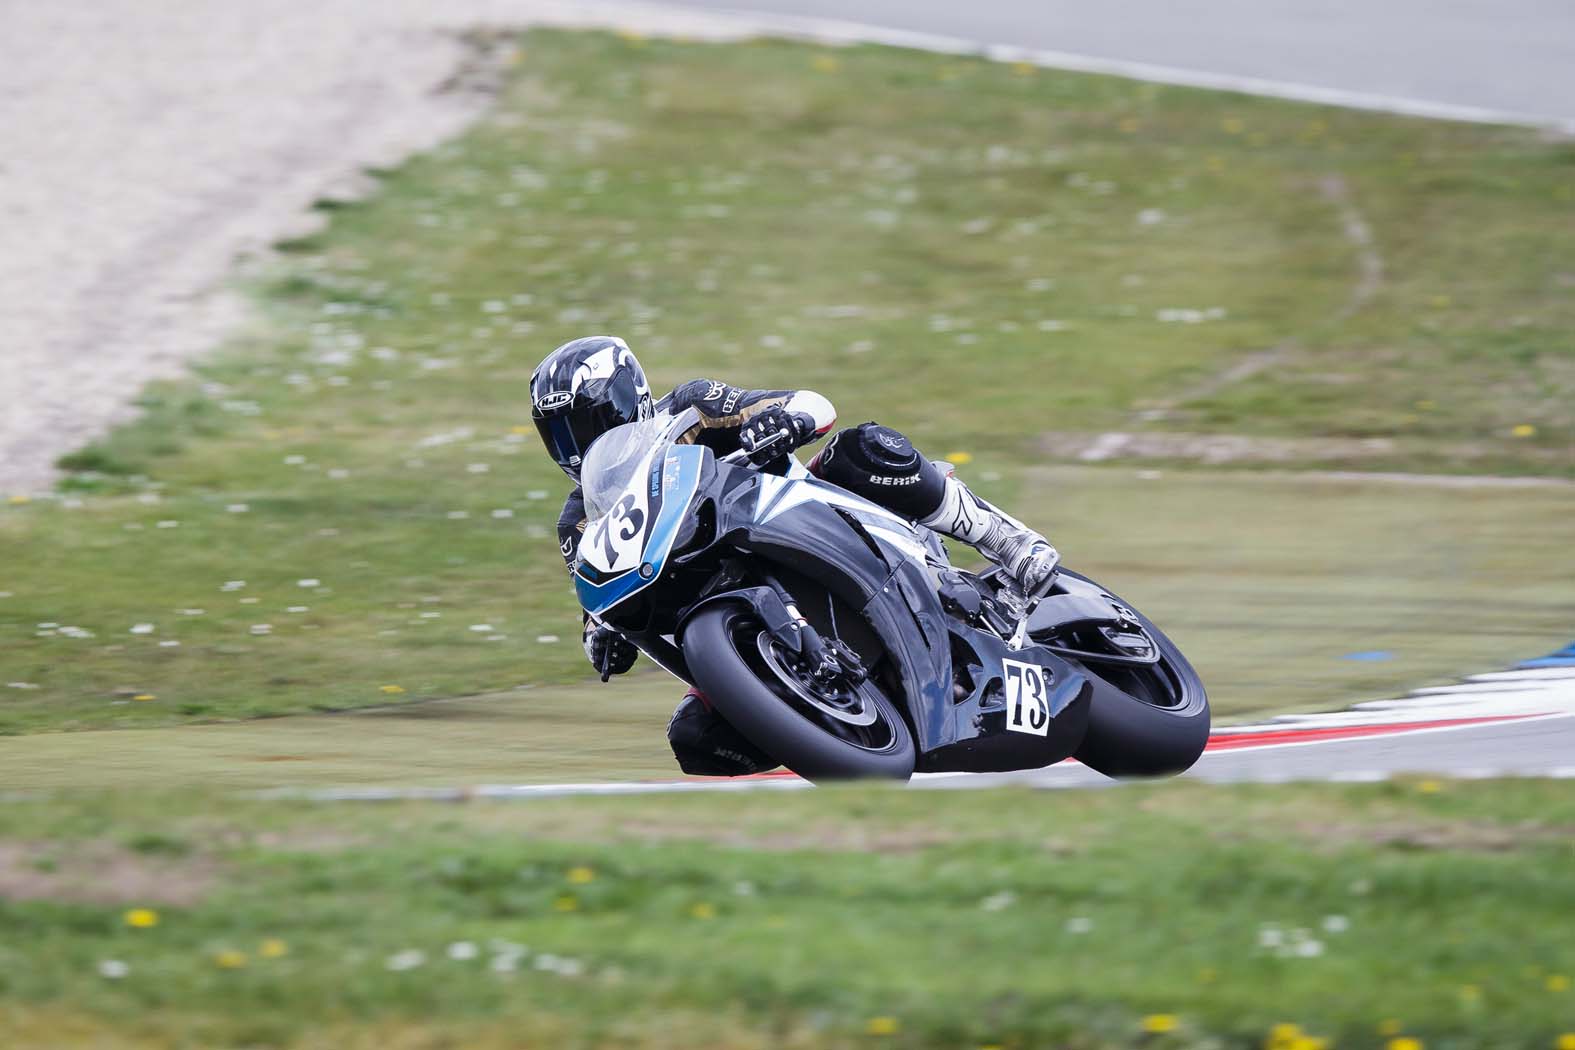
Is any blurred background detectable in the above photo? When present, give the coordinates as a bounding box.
[0,3,1571,1048]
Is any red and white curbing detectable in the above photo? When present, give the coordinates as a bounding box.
[1201,666,1575,756]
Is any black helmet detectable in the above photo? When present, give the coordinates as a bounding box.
[530,336,654,479]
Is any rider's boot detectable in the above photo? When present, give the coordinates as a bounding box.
[920,473,1061,596]
[666,689,781,777]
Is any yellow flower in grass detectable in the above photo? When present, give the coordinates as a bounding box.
[379,684,405,695]
[214,949,249,969]
[7,495,30,505]
[1387,1038,1423,1050]
[689,901,717,920]
[812,55,840,73]
[566,865,596,885]
[1266,1023,1303,1049]
[259,938,288,959]
[1011,62,1035,77]
[1555,1033,1575,1050]
[945,451,974,465]
[865,1016,900,1036]
[1547,973,1571,992]
[1512,424,1537,439]
[1141,1014,1179,1034]
[553,895,579,913]
[124,908,159,929]
[1417,779,1443,794]
[132,694,156,702]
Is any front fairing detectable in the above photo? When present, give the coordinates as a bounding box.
[705,463,958,755]
[573,414,708,618]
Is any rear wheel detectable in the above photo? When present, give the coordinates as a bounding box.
[684,601,916,782]
[1049,571,1210,778]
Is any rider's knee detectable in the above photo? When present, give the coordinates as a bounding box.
[807,422,945,518]
[666,693,779,777]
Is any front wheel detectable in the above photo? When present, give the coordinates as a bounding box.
[684,602,916,783]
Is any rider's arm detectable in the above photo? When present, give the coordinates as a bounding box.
[556,487,588,570]
[667,379,836,446]
[558,487,639,677]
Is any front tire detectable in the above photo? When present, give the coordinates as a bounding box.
[684,602,916,783]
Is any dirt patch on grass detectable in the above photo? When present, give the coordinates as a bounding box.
[615,820,965,853]
[1040,429,1574,472]
[1044,429,1404,465]
[1302,819,1575,852]
[570,818,1078,856]
[0,839,221,905]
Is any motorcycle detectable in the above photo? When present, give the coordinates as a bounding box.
[573,408,1209,782]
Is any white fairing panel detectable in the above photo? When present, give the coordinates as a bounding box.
[751,472,939,569]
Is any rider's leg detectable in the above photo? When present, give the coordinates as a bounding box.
[666,688,781,776]
[807,423,1059,593]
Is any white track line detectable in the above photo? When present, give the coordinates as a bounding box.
[663,5,1575,132]
[1466,669,1575,682]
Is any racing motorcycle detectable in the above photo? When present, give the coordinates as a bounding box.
[574,408,1209,782]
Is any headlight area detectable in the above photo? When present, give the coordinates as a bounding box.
[671,497,717,559]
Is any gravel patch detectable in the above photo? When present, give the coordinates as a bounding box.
[0,1,754,495]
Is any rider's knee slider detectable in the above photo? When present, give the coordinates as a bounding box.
[808,423,945,519]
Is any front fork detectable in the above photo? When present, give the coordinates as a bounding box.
[760,576,867,690]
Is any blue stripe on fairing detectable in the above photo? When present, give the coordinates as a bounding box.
[1519,642,1575,668]
[574,444,705,617]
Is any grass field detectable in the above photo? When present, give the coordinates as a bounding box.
[1,29,1571,741]
[3,780,1574,1049]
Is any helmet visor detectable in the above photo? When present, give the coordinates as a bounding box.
[533,375,639,479]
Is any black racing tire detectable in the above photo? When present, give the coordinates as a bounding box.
[1061,571,1211,779]
[684,602,916,783]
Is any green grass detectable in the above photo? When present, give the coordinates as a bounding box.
[1,29,1572,736]
[2,781,1574,1049]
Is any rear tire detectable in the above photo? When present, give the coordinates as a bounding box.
[1060,571,1210,778]
[684,602,916,783]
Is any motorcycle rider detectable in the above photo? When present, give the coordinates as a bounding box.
[531,335,1060,775]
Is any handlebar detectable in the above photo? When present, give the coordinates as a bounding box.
[719,426,793,465]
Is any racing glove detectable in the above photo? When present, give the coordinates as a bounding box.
[739,407,815,465]
[583,621,638,681]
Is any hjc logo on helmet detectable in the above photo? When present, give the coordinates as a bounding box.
[534,390,574,412]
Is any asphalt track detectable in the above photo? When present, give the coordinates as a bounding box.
[290,647,1575,800]
[663,0,1575,128]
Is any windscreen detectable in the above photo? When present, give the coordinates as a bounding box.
[580,416,672,519]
